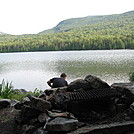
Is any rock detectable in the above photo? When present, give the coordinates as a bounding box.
[15,96,31,110]
[33,127,47,134]
[67,121,134,134]
[38,113,49,123]
[21,96,31,106]
[116,104,127,113]
[130,102,134,112]
[14,101,23,110]
[28,96,52,112]
[48,92,68,110]
[14,89,28,95]
[46,117,78,132]
[19,89,28,95]
[45,87,67,96]
[0,107,19,134]
[67,79,92,91]
[10,99,20,107]
[21,125,36,134]
[111,83,134,107]
[47,110,75,119]
[21,105,40,118]
[58,86,68,91]
[84,75,110,89]
[19,105,41,124]
[0,99,11,109]
[111,83,134,98]
[38,93,46,100]
[45,89,54,96]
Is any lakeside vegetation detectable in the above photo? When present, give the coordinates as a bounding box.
[0,11,134,52]
[0,80,43,101]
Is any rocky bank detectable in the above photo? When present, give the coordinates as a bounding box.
[1,74,134,134]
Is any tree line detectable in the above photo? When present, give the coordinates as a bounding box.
[0,16,134,53]
[0,10,134,53]
[0,32,134,52]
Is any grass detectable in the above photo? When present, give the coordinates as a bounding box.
[0,79,44,101]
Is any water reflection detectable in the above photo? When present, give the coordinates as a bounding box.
[0,50,134,91]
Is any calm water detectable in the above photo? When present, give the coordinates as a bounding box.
[0,50,134,91]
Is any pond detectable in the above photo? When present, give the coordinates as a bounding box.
[0,50,134,91]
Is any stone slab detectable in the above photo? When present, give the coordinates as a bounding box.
[68,121,134,134]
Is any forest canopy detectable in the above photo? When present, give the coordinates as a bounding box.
[0,11,134,52]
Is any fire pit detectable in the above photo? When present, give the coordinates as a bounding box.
[65,88,121,121]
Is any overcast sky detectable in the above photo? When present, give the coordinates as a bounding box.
[0,0,133,35]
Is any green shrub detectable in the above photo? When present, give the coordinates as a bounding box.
[0,79,14,99]
[32,88,43,97]
[8,94,26,101]
[0,80,44,101]
[129,72,134,82]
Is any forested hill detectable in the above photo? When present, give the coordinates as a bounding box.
[39,10,134,34]
[0,10,134,52]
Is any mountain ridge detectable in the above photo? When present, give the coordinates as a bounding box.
[39,10,134,34]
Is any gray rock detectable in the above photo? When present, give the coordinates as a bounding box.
[10,99,20,107]
[0,99,11,109]
[45,89,54,96]
[15,105,41,126]
[84,75,110,89]
[0,107,19,134]
[111,83,134,106]
[48,92,68,110]
[38,113,49,123]
[111,83,134,97]
[14,89,28,95]
[47,110,75,119]
[130,102,134,112]
[46,117,78,132]
[21,96,31,106]
[33,127,47,134]
[38,93,46,100]
[21,125,36,134]
[67,121,134,134]
[14,101,23,110]
[20,105,41,119]
[67,79,92,91]
[19,89,28,94]
[28,96,52,112]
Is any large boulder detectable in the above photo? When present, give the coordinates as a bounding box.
[46,117,78,132]
[48,92,68,110]
[111,83,134,97]
[84,75,110,89]
[111,83,134,107]
[67,79,92,91]
[28,96,52,112]
[15,105,41,125]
